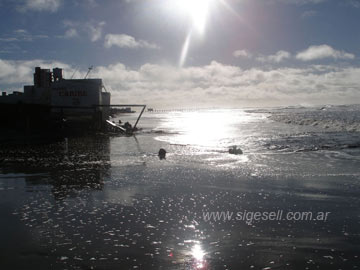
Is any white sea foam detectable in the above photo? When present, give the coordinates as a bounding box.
[268,104,360,132]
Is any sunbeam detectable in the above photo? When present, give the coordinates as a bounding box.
[179,31,192,67]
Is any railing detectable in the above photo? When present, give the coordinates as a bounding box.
[95,104,146,130]
[50,104,146,132]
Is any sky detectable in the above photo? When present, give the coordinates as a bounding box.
[0,0,360,108]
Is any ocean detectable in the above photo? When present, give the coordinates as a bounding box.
[0,105,359,269]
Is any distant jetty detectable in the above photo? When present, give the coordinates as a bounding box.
[110,107,135,115]
[146,107,218,113]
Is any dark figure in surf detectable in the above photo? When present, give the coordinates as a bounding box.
[158,148,166,160]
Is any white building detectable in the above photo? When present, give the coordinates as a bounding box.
[0,67,111,128]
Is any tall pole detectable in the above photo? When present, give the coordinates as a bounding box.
[84,66,93,79]
[133,105,146,131]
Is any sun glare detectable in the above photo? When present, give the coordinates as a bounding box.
[159,111,243,148]
[169,0,238,67]
[179,32,192,67]
[173,0,214,34]
[172,0,215,67]
[191,244,206,268]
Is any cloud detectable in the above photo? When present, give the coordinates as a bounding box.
[1,59,360,107]
[346,0,360,8]
[256,50,291,63]
[104,34,160,50]
[89,61,360,107]
[62,20,105,42]
[0,58,72,85]
[17,0,62,12]
[296,45,355,61]
[233,50,252,59]
[64,28,78,39]
[74,0,98,8]
[88,21,105,42]
[301,10,317,18]
[0,29,48,42]
[273,0,327,4]
[0,37,19,42]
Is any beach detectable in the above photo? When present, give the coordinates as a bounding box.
[0,106,359,269]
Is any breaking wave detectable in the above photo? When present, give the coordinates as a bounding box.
[268,104,360,132]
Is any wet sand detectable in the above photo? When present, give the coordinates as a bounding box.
[0,133,359,270]
[1,108,360,269]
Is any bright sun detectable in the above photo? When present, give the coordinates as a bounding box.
[168,0,228,67]
[173,0,214,34]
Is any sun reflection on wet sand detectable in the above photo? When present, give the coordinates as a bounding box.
[191,243,207,269]
[1,107,360,269]
[157,110,254,149]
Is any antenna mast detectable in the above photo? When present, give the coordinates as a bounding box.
[84,66,93,79]
[71,68,77,79]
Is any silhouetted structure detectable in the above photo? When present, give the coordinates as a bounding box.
[0,67,110,132]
